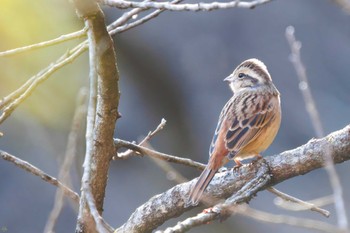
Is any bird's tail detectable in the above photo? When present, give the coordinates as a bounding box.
[189,167,217,206]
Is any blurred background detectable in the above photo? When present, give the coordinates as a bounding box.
[0,0,350,232]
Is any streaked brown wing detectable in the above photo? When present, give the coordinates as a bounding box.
[225,94,276,157]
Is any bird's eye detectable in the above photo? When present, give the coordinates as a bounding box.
[238,73,245,78]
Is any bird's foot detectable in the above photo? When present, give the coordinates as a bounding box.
[232,159,243,173]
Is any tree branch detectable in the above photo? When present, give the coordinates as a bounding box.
[103,0,273,11]
[115,124,350,233]
[0,150,79,203]
[73,0,120,232]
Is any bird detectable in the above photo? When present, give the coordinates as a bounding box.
[189,58,281,206]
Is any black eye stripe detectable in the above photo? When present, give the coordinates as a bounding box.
[238,73,258,84]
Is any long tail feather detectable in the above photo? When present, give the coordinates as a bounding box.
[189,167,217,205]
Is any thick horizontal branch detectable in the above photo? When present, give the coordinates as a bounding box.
[116,124,350,233]
[103,0,273,11]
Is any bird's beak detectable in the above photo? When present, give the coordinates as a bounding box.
[224,74,234,82]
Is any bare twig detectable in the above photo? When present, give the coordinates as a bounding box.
[286,26,348,230]
[139,118,167,145]
[108,0,184,35]
[103,0,273,11]
[116,118,188,184]
[0,42,88,125]
[116,124,350,233]
[115,118,166,159]
[274,194,333,212]
[285,26,324,138]
[107,0,153,31]
[0,28,87,57]
[0,42,87,111]
[114,139,206,170]
[44,88,88,233]
[267,187,330,217]
[0,150,79,203]
[237,205,341,233]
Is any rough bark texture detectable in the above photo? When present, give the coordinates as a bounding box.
[73,0,120,232]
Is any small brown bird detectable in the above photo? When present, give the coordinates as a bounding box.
[189,58,281,205]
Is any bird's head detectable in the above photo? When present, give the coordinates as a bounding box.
[224,58,272,93]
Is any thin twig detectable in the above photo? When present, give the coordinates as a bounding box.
[103,0,272,11]
[285,26,324,138]
[267,187,330,217]
[0,150,79,203]
[114,139,206,170]
[0,42,88,124]
[106,0,152,31]
[0,28,87,57]
[115,118,167,159]
[274,194,333,212]
[108,0,184,36]
[116,118,188,184]
[286,26,348,230]
[237,205,341,233]
[44,88,88,233]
